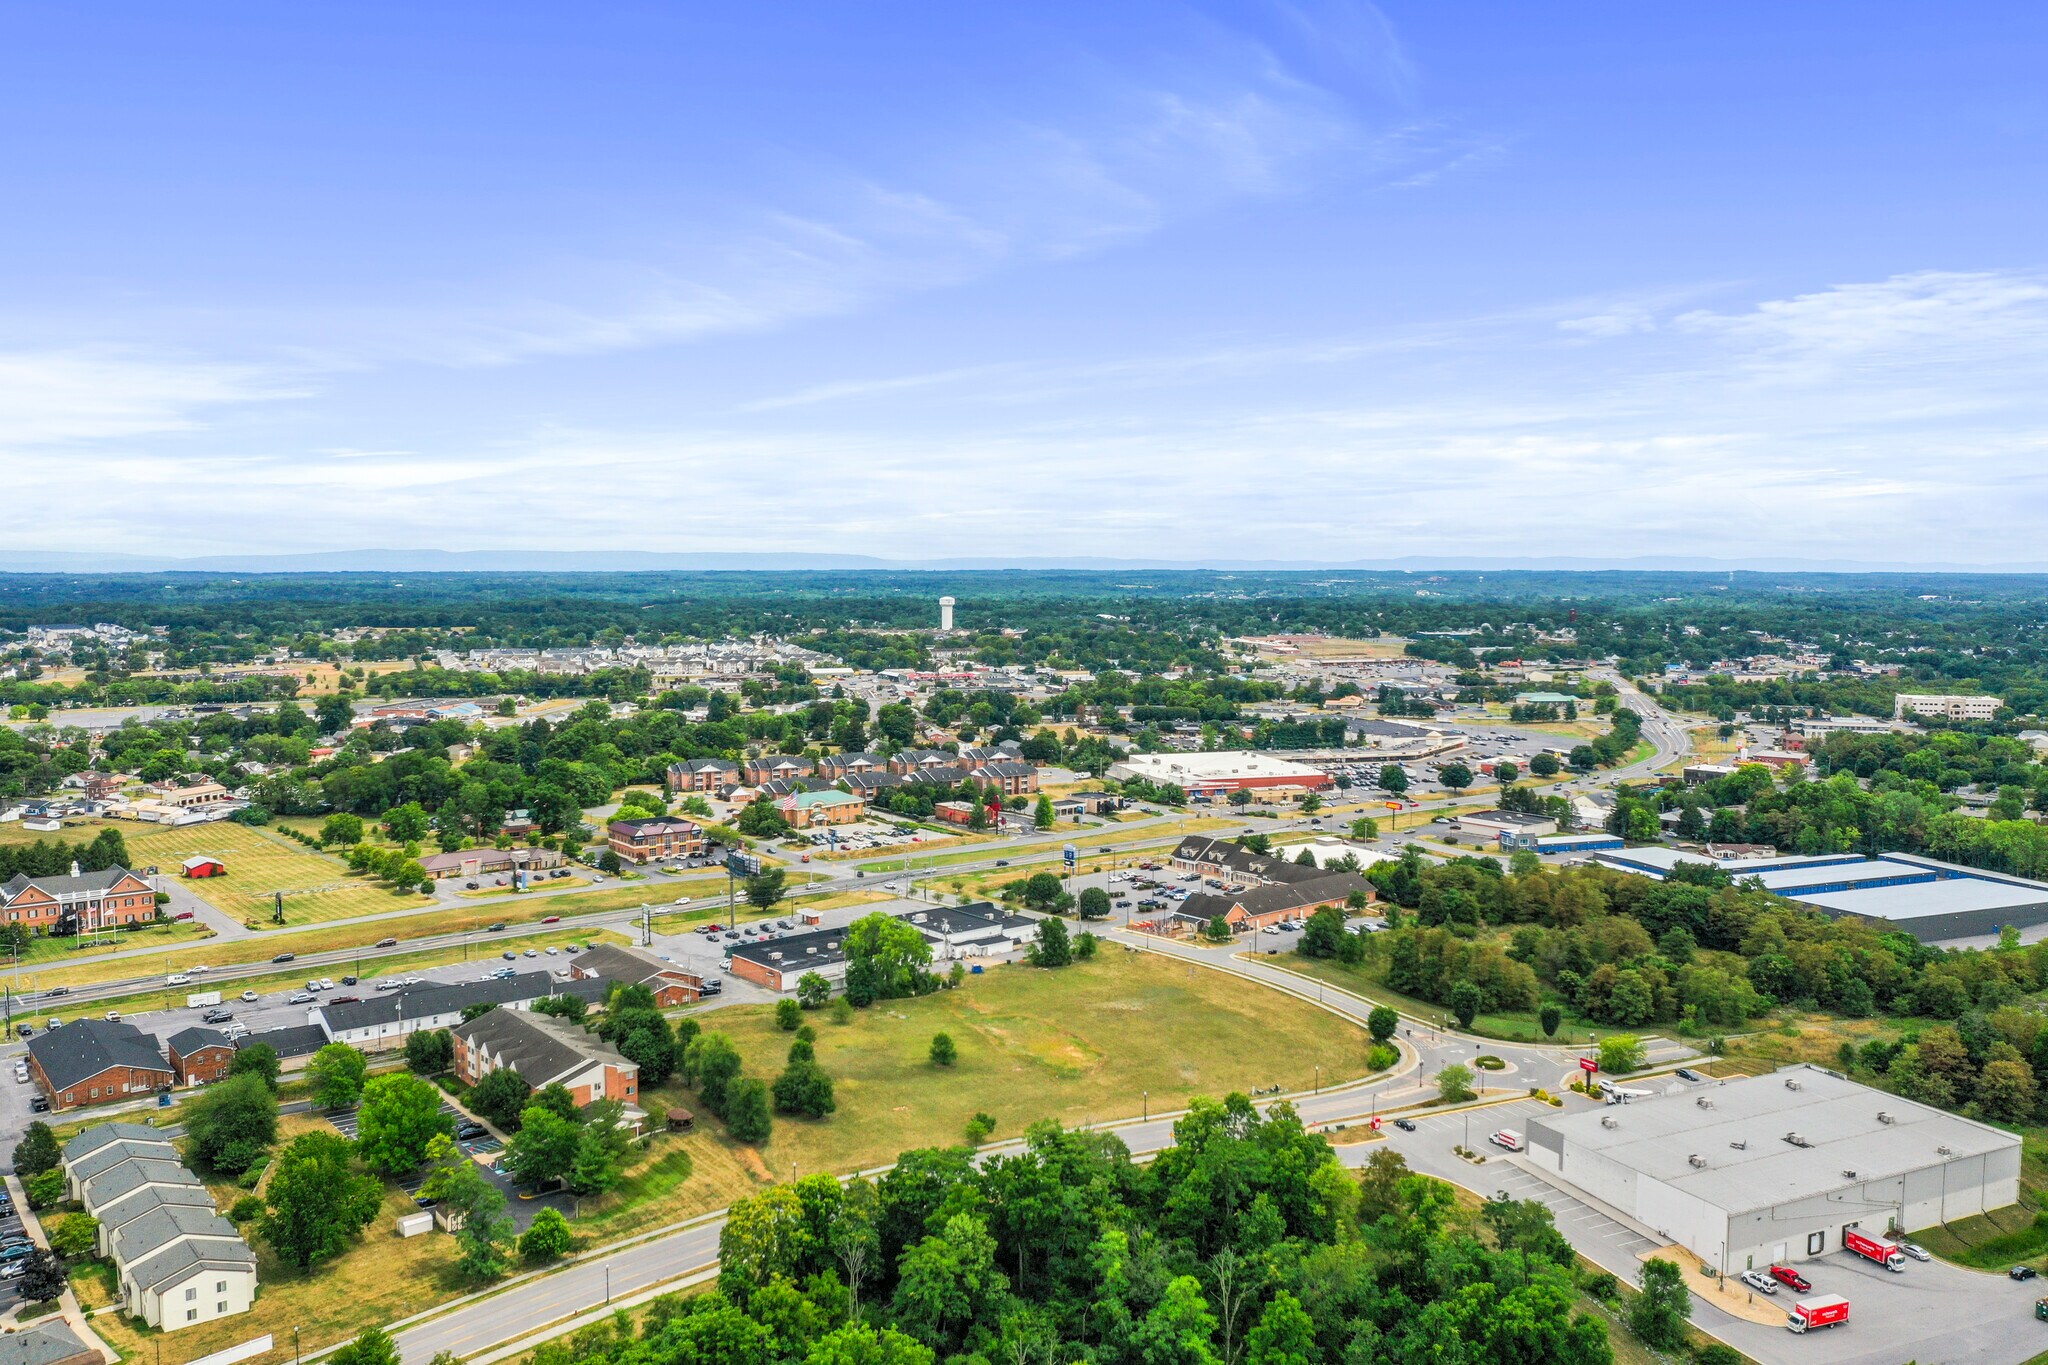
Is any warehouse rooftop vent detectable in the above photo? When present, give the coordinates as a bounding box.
[1600,1116,1618,1129]
[1842,1170,1858,1179]
[1696,1097,1714,1108]
[1938,1145,1953,1155]
[1877,1112,1896,1124]
[1785,1079,1803,1091]
[1784,1132,1812,1147]
[1688,1154,1707,1168]
[1730,1140,1748,1150]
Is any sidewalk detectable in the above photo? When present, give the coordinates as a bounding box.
[0,1172,116,1362]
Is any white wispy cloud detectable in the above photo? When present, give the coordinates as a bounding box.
[0,349,301,448]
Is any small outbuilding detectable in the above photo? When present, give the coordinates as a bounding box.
[666,1107,695,1133]
[180,856,225,878]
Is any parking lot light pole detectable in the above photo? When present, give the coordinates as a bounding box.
[1142,1090,1148,1121]
[293,1326,301,1365]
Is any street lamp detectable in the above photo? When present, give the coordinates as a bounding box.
[1314,1065,1321,1095]
[293,1327,301,1365]
[1142,1090,1148,1121]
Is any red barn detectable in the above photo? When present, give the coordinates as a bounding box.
[181,855,226,878]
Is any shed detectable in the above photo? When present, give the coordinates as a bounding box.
[181,856,226,878]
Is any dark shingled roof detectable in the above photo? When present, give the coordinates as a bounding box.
[0,1319,99,1365]
[317,970,608,1033]
[62,1121,166,1164]
[165,1026,234,1058]
[237,1024,330,1062]
[27,1018,171,1092]
[452,1009,630,1089]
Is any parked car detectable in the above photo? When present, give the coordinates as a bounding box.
[104,1010,121,1022]
[241,989,259,1002]
[1392,1118,1416,1132]
[1675,1067,1703,1082]
[2013,1266,2039,1282]
[0,1244,34,1264]
[1769,1266,1811,1292]
[287,992,315,1005]
[544,946,559,955]
[329,995,361,1004]
[202,1009,234,1024]
[341,975,359,986]
[1738,1269,1778,1294]
[456,1122,488,1140]
[464,881,479,890]
[503,951,517,960]
[29,1096,49,1113]
[1898,1240,1931,1262]
[524,948,539,957]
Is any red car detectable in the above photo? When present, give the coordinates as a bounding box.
[1769,1265,1811,1292]
[542,915,561,924]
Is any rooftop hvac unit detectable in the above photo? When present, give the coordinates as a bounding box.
[1784,1132,1812,1148]
[1600,1116,1618,1129]
[1937,1145,1953,1156]
[1688,1154,1707,1168]
[1730,1140,1748,1150]
[1842,1170,1857,1179]
[1877,1111,1895,1124]
[770,951,783,961]
[1785,1079,1803,1091]
[1696,1097,1714,1108]
[806,946,818,955]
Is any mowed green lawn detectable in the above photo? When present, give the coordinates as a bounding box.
[128,822,409,925]
[658,947,1373,1186]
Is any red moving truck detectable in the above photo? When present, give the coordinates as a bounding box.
[1843,1228,1906,1272]
[1787,1295,1850,1333]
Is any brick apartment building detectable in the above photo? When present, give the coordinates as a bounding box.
[27,1018,175,1110]
[451,1009,642,1123]
[664,758,739,794]
[2,865,157,936]
[606,815,707,864]
[165,1027,237,1087]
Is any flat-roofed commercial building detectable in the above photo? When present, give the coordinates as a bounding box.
[1107,751,1331,796]
[1894,693,2001,722]
[1594,849,2048,942]
[1525,1066,2020,1275]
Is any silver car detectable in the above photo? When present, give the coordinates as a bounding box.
[1898,1240,1931,1262]
[1737,1269,1777,1294]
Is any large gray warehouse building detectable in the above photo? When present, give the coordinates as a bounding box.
[1592,848,2048,942]
[1525,1066,2020,1275]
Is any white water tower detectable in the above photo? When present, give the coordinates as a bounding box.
[938,596,956,631]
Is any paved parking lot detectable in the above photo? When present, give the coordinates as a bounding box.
[327,1099,571,1232]
[0,1197,30,1313]
[1351,1095,2048,1365]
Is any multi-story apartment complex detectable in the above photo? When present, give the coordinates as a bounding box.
[1894,693,2002,722]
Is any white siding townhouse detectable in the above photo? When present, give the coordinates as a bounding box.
[62,1125,256,1332]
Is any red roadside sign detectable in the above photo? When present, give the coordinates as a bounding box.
[1579,1057,1599,1073]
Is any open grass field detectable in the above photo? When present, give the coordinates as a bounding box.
[0,915,216,977]
[127,822,408,927]
[1277,951,1615,1047]
[648,948,1373,1204]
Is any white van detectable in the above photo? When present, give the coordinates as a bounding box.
[1488,1129,1525,1152]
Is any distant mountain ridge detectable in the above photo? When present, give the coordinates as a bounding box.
[6,548,2048,575]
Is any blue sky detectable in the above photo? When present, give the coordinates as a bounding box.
[4,2,2046,563]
